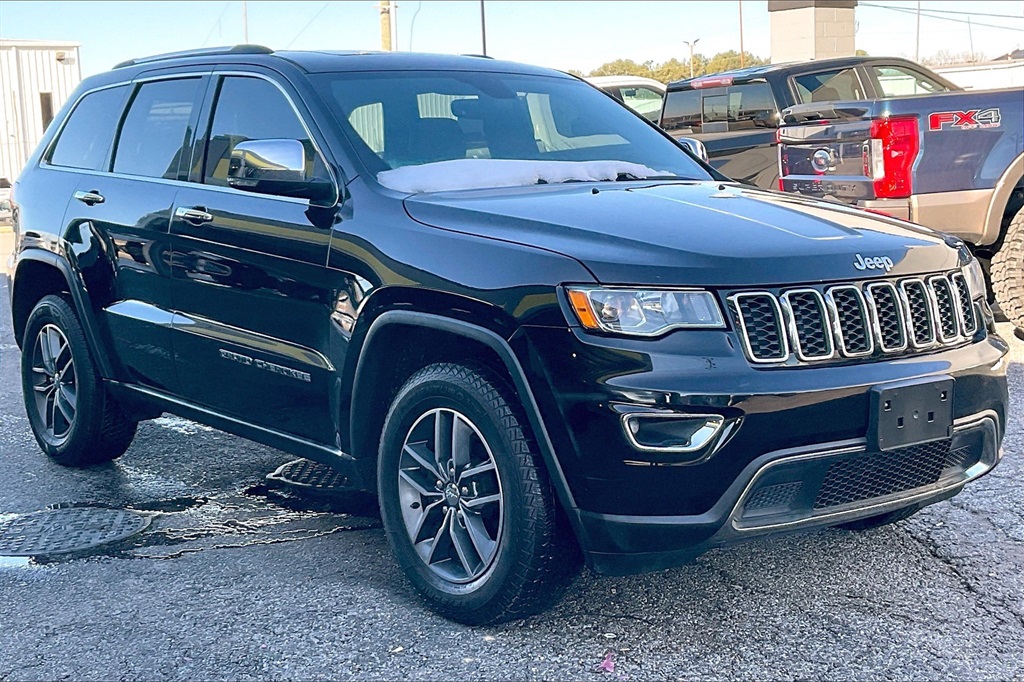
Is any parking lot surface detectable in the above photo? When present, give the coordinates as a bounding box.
[1,230,1022,680]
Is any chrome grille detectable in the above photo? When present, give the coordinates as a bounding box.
[866,282,907,352]
[828,286,873,357]
[928,276,960,342]
[950,273,979,337]
[782,289,833,360]
[731,293,788,362]
[729,272,979,365]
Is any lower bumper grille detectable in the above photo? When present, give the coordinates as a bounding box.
[813,441,976,509]
[732,416,996,531]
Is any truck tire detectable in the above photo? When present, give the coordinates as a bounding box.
[991,205,1024,329]
[377,362,578,624]
[20,295,138,466]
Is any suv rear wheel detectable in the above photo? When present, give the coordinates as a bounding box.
[378,363,577,624]
[21,295,138,466]
[991,205,1024,329]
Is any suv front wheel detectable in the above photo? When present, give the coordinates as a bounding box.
[378,363,578,624]
[21,295,138,466]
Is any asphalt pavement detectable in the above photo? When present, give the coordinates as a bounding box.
[1,229,1022,680]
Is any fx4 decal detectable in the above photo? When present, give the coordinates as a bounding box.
[928,108,1002,131]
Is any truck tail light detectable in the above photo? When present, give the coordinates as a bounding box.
[865,116,919,199]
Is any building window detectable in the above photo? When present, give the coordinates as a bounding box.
[40,92,54,130]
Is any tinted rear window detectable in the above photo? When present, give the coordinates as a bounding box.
[661,89,701,132]
[48,86,128,170]
[793,68,865,103]
[113,78,201,180]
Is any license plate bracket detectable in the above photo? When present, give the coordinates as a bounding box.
[868,377,954,451]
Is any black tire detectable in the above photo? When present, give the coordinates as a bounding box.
[835,505,919,531]
[378,362,578,624]
[991,205,1024,329]
[20,295,137,466]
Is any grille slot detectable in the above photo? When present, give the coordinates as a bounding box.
[813,441,975,509]
[950,273,979,337]
[900,279,936,348]
[866,282,907,352]
[745,481,803,512]
[827,285,873,357]
[928,276,960,342]
[782,290,833,360]
[731,293,788,362]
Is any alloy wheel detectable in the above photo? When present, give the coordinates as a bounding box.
[397,408,504,583]
[29,324,77,441]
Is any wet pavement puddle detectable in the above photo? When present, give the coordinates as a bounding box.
[0,461,381,567]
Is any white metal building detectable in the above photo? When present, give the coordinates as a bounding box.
[1,39,82,185]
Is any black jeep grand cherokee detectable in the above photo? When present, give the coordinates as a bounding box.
[4,47,1008,624]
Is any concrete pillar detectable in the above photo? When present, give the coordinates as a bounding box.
[769,0,858,64]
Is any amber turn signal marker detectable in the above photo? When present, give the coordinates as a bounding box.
[568,289,601,329]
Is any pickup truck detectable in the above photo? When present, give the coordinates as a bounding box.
[658,56,962,189]
[777,88,1024,327]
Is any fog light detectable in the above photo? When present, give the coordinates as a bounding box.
[621,413,724,453]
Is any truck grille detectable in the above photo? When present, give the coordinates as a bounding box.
[729,272,979,364]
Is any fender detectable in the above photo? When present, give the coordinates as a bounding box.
[982,151,1024,246]
[13,248,117,379]
[351,310,584,540]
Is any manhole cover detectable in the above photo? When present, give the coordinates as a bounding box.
[0,507,151,556]
[267,459,351,495]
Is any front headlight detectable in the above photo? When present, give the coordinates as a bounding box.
[567,287,725,336]
[963,258,987,300]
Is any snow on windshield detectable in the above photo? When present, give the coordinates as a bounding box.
[376,159,667,194]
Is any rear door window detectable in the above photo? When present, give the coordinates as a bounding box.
[661,89,702,132]
[873,65,951,97]
[792,68,866,103]
[113,78,202,179]
[48,85,129,170]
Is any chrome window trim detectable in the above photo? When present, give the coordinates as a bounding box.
[824,284,875,358]
[728,291,790,364]
[780,288,835,361]
[927,274,962,344]
[899,278,937,349]
[40,69,342,207]
[865,281,909,353]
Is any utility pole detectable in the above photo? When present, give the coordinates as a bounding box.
[380,0,392,51]
[915,0,921,62]
[968,17,975,63]
[480,0,488,56]
[683,38,700,78]
[738,0,745,68]
[242,0,248,42]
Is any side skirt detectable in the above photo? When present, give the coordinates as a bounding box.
[106,380,371,491]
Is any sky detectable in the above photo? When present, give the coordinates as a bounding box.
[1,0,1022,77]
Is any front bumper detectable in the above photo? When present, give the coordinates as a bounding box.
[516,325,1009,575]
[579,411,1000,575]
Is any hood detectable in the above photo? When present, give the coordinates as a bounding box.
[403,181,964,287]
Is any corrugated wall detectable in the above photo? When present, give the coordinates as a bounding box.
[0,44,82,183]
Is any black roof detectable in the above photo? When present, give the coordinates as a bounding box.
[108,44,563,78]
[665,55,927,90]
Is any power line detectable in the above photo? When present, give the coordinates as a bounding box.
[861,2,1024,20]
[861,3,1024,31]
[201,2,234,48]
[285,1,333,49]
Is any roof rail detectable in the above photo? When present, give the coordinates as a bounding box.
[113,44,273,69]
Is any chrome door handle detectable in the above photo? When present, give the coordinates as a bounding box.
[175,206,214,225]
[73,190,105,206]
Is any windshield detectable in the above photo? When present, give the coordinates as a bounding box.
[313,70,711,190]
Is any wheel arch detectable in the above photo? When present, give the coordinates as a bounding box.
[348,309,583,541]
[11,249,116,378]
[982,152,1024,246]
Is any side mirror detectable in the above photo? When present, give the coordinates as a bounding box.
[676,137,709,163]
[228,139,335,203]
